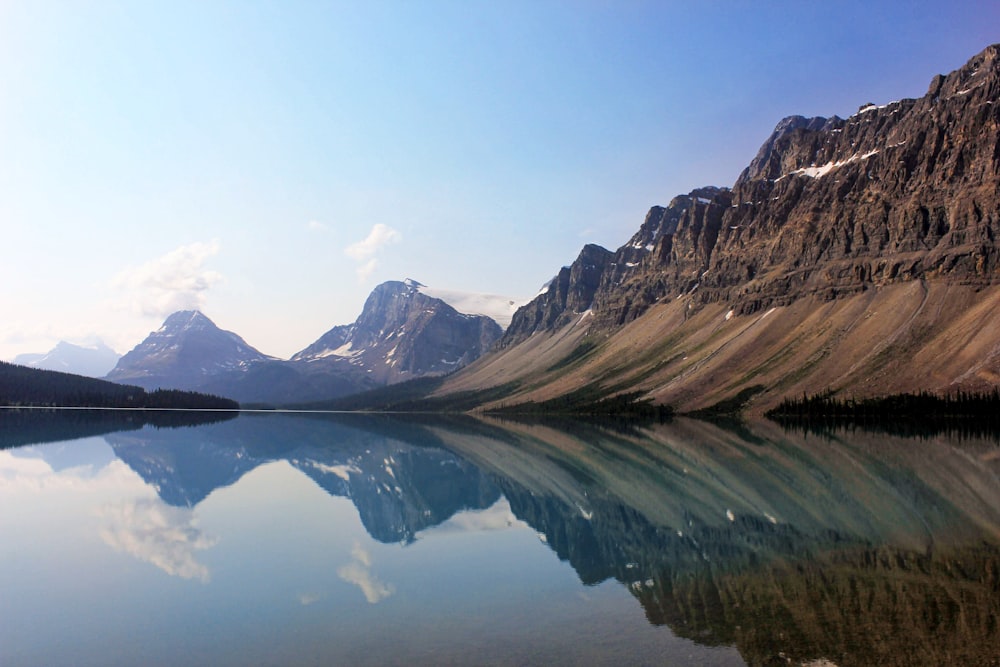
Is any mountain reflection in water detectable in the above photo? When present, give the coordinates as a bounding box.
[3,410,1000,666]
[438,417,1000,666]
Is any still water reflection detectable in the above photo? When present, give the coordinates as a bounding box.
[1,410,999,666]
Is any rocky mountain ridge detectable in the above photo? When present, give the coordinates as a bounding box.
[438,44,1000,412]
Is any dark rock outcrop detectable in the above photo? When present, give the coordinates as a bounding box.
[502,244,613,346]
[502,187,732,345]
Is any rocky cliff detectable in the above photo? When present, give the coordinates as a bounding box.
[705,43,1000,314]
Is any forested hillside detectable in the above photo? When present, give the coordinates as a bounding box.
[0,361,239,409]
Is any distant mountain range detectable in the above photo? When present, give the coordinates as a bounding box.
[14,340,121,378]
[105,280,511,405]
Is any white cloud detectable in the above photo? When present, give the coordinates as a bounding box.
[0,450,54,480]
[111,240,223,318]
[345,224,402,260]
[337,541,394,603]
[344,224,401,282]
[306,220,327,232]
[98,497,217,583]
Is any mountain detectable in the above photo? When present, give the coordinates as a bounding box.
[289,279,503,388]
[14,340,121,378]
[107,282,505,405]
[106,310,274,391]
[433,44,1000,414]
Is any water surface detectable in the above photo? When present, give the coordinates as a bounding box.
[2,410,999,666]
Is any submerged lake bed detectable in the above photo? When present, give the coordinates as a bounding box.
[2,409,999,666]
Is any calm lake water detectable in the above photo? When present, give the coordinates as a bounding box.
[2,410,1000,666]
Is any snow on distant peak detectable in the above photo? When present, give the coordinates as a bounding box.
[415,283,529,329]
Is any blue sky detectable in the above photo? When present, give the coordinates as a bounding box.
[2,1,998,360]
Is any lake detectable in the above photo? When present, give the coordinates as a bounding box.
[2,409,999,666]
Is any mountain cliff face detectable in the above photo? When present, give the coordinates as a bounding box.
[440,44,1000,412]
[703,43,1000,313]
[106,310,273,391]
[502,244,613,345]
[503,189,732,346]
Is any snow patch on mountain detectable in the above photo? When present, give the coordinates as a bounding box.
[776,148,881,181]
[314,342,362,359]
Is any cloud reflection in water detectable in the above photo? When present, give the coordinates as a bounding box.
[337,541,395,604]
[99,498,217,582]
